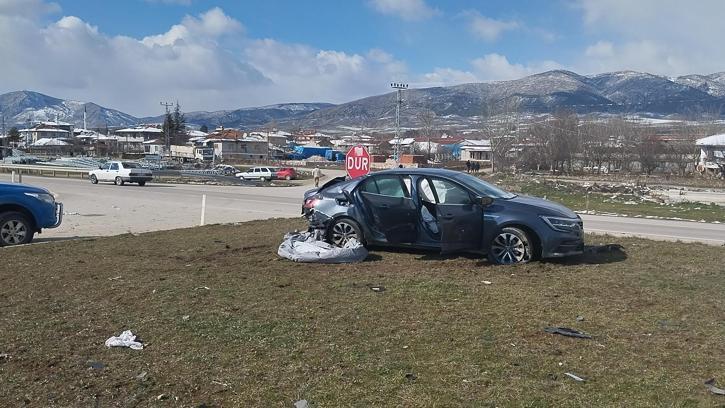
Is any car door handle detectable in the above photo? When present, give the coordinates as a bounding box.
[379,204,389,209]
[441,214,454,220]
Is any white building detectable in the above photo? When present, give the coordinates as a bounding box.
[115,126,163,141]
[696,134,725,174]
[459,139,492,163]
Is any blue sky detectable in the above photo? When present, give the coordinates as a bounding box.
[1,0,724,115]
[53,0,586,76]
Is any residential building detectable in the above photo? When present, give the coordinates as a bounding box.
[115,126,164,141]
[459,139,492,163]
[19,121,73,144]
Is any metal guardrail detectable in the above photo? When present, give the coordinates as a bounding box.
[0,163,88,179]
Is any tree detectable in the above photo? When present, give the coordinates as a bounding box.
[163,113,174,149]
[8,127,20,144]
[416,109,436,161]
[171,102,187,145]
[199,124,209,133]
[637,133,663,175]
[481,97,520,172]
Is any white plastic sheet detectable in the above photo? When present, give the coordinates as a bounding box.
[105,330,144,350]
[278,231,368,263]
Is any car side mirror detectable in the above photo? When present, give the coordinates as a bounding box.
[477,196,494,207]
[99,166,103,169]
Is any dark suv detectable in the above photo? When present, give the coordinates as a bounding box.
[302,168,583,264]
[0,182,63,246]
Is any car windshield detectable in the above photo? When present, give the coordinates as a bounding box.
[454,173,516,199]
[122,162,139,168]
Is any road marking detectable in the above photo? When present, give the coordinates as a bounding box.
[586,228,724,245]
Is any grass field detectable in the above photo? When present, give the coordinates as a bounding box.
[488,176,725,223]
[1,218,724,407]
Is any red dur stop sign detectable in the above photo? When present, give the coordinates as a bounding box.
[345,145,371,179]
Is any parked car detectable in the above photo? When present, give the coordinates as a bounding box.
[0,182,63,246]
[302,168,584,264]
[276,167,297,180]
[235,166,273,181]
[89,161,153,186]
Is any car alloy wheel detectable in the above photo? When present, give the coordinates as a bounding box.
[115,176,124,186]
[490,227,532,264]
[1,218,28,245]
[330,219,361,247]
[90,175,98,184]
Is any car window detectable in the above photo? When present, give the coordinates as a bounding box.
[104,163,112,170]
[253,168,259,173]
[454,173,516,199]
[110,163,119,171]
[360,175,408,197]
[430,178,472,205]
[122,162,138,168]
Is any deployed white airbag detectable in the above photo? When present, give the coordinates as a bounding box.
[278,231,368,263]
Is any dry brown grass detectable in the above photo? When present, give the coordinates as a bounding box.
[1,218,723,407]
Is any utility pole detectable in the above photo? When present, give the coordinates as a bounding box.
[1,113,5,158]
[390,83,408,163]
[160,101,173,153]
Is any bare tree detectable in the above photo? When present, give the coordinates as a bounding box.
[416,109,436,161]
[481,97,520,172]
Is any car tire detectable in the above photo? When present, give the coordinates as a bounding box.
[138,181,146,186]
[285,175,291,180]
[90,175,98,184]
[239,176,246,181]
[115,177,124,186]
[0,212,34,246]
[488,227,534,265]
[328,218,364,247]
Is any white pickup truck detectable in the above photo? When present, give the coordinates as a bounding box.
[89,161,153,186]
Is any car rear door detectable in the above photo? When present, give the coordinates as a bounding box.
[358,175,418,244]
[426,177,483,253]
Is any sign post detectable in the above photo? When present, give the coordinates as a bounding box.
[345,145,371,179]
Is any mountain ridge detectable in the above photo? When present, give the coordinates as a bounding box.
[3,69,725,130]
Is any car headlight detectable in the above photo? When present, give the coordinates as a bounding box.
[540,215,581,233]
[24,192,56,205]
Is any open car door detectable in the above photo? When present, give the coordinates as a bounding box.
[423,177,483,253]
[358,175,418,244]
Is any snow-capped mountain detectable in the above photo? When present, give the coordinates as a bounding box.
[140,103,335,129]
[673,72,725,97]
[0,91,138,128]
[3,69,725,131]
[294,70,725,128]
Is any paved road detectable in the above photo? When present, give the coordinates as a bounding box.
[2,174,724,246]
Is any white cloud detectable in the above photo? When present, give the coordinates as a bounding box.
[0,0,59,18]
[465,11,519,42]
[418,68,479,87]
[142,7,243,46]
[574,0,725,75]
[471,54,561,81]
[584,41,614,58]
[0,3,410,116]
[417,54,563,87]
[368,0,437,21]
[244,39,407,103]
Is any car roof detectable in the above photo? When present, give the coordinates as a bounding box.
[370,167,465,178]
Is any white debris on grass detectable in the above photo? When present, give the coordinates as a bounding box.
[105,330,143,350]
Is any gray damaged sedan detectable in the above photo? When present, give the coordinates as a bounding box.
[302,168,584,264]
